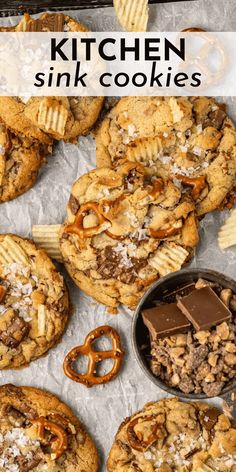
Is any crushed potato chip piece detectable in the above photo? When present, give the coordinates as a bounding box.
[114,0,149,32]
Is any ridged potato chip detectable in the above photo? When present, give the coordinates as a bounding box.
[0,235,29,265]
[32,224,63,262]
[218,209,236,249]
[114,0,149,32]
[149,242,189,276]
[37,98,69,137]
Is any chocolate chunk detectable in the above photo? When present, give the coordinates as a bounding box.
[69,194,80,215]
[200,407,221,431]
[142,303,191,341]
[26,13,65,32]
[0,315,29,348]
[162,282,196,303]
[177,286,231,331]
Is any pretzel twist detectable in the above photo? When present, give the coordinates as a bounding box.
[31,417,68,459]
[64,202,110,239]
[175,175,206,199]
[127,415,163,452]
[63,325,125,388]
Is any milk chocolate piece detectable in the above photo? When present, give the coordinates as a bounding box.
[200,408,221,431]
[162,282,196,303]
[26,13,65,32]
[142,303,191,340]
[177,286,231,331]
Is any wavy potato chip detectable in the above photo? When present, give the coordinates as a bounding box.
[114,0,149,32]
[32,224,63,262]
[218,209,236,250]
[37,98,69,137]
[149,242,189,276]
[0,235,29,265]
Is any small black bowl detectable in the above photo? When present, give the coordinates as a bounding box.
[132,268,236,399]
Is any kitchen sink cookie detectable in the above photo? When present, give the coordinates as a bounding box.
[0,384,98,472]
[96,97,236,215]
[0,13,104,143]
[0,121,51,203]
[107,397,236,472]
[0,11,88,32]
[0,234,69,369]
[23,96,105,142]
[59,161,199,311]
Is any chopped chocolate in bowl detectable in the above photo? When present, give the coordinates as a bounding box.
[132,268,236,399]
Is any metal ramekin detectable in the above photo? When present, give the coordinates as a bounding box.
[132,268,236,399]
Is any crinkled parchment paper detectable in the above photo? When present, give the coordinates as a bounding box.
[0,1,236,469]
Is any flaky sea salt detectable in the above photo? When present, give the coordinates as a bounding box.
[193,146,202,156]
[128,124,136,137]
[159,155,172,165]
[196,124,203,134]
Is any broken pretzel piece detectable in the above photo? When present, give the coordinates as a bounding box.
[0,285,6,303]
[31,417,68,459]
[175,175,206,199]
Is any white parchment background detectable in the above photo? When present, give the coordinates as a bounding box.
[0,1,236,470]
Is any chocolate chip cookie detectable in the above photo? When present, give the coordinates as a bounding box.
[59,161,199,312]
[0,384,98,471]
[0,121,51,203]
[0,13,104,143]
[23,96,105,142]
[96,97,236,215]
[107,397,236,472]
[0,234,69,369]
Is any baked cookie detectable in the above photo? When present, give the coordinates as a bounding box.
[59,161,199,311]
[16,12,89,32]
[0,384,98,472]
[0,12,88,32]
[96,97,236,215]
[0,13,104,143]
[0,121,51,203]
[0,234,69,368]
[107,397,236,472]
[23,96,105,142]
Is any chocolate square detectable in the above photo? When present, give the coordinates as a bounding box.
[142,303,191,340]
[177,286,232,331]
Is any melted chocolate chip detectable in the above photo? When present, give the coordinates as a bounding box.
[203,109,226,131]
[69,194,80,215]
[201,407,221,431]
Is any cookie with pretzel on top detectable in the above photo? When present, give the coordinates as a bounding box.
[0,384,98,471]
[107,397,236,472]
[96,97,236,216]
[57,161,199,312]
